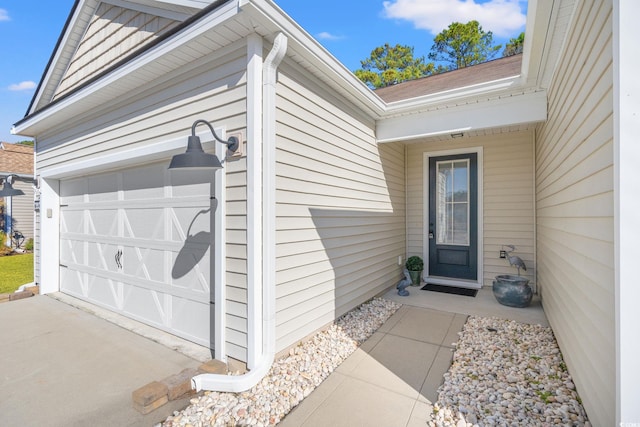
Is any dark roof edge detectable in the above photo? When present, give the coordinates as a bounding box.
[23,0,81,119]
[16,0,233,129]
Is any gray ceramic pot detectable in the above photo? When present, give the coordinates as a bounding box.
[492,275,532,308]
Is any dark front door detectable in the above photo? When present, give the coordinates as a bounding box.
[428,153,477,280]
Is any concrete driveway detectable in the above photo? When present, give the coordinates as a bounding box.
[0,295,203,427]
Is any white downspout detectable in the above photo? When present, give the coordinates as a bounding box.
[192,32,287,392]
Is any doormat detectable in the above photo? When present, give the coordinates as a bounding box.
[421,283,478,297]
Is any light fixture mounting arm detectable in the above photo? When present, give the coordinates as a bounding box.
[192,119,239,153]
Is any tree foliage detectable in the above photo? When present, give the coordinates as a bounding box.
[355,43,434,88]
[428,21,501,70]
[503,32,525,57]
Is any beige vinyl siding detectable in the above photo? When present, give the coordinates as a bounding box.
[36,45,249,361]
[535,1,613,425]
[406,131,535,287]
[8,180,35,242]
[54,3,180,100]
[274,64,406,352]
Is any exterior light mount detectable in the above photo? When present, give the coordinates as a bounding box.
[0,175,25,197]
[169,119,240,170]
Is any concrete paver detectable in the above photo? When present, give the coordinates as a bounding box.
[280,306,461,427]
[280,285,548,427]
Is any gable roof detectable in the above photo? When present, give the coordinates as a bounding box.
[13,0,570,142]
[0,143,34,175]
[375,54,523,103]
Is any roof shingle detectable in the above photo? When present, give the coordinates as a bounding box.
[0,142,34,175]
[375,54,523,103]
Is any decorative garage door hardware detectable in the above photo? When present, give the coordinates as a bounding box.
[115,249,123,269]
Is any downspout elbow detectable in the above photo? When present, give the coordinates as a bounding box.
[191,32,287,393]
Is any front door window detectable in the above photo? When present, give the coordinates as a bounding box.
[436,159,469,246]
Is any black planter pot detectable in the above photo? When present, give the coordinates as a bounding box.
[492,275,532,308]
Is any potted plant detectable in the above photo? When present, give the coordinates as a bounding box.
[405,256,423,286]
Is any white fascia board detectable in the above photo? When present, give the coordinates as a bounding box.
[103,0,194,21]
[14,0,240,136]
[384,76,522,115]
[377,90,547,143]
[521,0,555,86]
[28,0,99,116]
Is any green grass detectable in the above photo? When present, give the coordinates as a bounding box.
[0,253,34,294]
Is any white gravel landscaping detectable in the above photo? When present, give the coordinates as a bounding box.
[162,299,590,427]
[162,298,401,427]
[430,316,590,427]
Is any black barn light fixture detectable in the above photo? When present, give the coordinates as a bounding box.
[169,119,239,170]
[0,175,25,197]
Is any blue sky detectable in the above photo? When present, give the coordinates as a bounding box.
[0,0,527,143]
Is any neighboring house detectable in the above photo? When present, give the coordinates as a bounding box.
[11,0,638,424]
[0,142,34,247]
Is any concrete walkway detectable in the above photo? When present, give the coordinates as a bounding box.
[279,286,548,426]
[0,295,203,427]
[280,305,467,427]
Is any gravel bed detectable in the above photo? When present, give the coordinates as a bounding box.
[162,298,401,427]
[430,316,590,427]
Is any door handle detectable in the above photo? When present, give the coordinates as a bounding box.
[429,231,434,239]
[115,250,123,269]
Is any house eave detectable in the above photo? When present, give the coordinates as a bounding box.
[376,89,547,143]
[13,0,240,138]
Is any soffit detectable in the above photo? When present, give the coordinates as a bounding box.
[28,0,203,115]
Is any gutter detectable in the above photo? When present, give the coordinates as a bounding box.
[191,32,287,393]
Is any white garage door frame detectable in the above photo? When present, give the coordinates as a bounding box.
[37,131,227,358]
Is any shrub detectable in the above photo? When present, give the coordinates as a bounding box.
[24,238,34,251]
[405,255,424,271]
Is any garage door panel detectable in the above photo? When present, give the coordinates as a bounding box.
[60,267,86,297]
[87,173,118,202]
[87,241,119,272]
[87,209,118,236]
[170,207,211,242]
[123,164,166,200]
[86,275,120,310]
[171,297,210,346]
[170,169,212,196]
[171,249,211,293]
[122,286,166,327]
[123,246,165,282]
[59,161,214,348]
[60,209,86,234]
[122,209,163,240]
[60,177,88,202]
[61,239,85,265]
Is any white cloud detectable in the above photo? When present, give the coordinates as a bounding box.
[8,81,36,91]
[316,31,344,41]
[382,0,526,38]
[0,9,10,21]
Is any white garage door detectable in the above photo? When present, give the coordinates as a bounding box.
[59,161,215,347]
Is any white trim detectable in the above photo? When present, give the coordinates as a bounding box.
[39,178,61,294]
[385,76,521,114]
[377,91,547,144]
[422,147,484,289]
[245,33,263,369]
[15,0,240,134]
[39,128,224,179]
[103,0,193,21]
[214,131,227,362]
[615,0,640,423]
[191,32,288,393]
